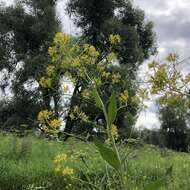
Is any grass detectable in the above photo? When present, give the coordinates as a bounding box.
[0,133,190,190]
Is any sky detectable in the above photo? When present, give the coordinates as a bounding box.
[1,0,190,128]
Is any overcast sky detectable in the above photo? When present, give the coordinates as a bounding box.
[1,0,190,128]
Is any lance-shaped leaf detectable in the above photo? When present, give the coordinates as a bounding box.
[92,88,103,110]
[94,139,120,171]
[108,92,117,126]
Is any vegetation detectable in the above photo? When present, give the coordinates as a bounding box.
[0,0,190,189]
[0,133,190,190]
[64,0,156,138]
[0,0,60,130]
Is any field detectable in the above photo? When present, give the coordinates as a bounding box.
[0,133,190,190]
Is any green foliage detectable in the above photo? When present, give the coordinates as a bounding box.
[108,92,117,127]
[143,166,173,190]
[67,0,156,64]
[148,54,190,152]
[65,0,157,138]
[0,134,190,189]
[94,139,120,171]
[159,103,189,152]
[144,179,165,190]
[93,88,103,110]
[0,0,61,130]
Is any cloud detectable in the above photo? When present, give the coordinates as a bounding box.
[0,0,13,6]
[136,111,160,129]
[134,0,190,59]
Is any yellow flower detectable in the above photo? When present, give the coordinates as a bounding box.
[111,124,119,140]
[102,71,111,78]
[82,89,91,99]
[54,153,67,163]
[72,58,81,67]
[71,106,89,122]
[54,32,71,46]
[63,85,69,93]
[39,77,52,88]
[131,96,141,105]
[88,45,99,57]
[107,52,117,62]
[148,61,159,69]
[120,90,129,103]
[166,53,178,62]
[49,119,61,129]
[62,167,74,176]
[109,34,121,44]
[46,65,55,77]
[112,73,121,84]
[38,110,52,123]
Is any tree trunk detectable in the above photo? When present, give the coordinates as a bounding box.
[63,83,80,141]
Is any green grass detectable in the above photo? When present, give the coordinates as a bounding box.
[0,133,190,190]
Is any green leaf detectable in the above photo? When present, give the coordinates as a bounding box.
[94,139,120,170]
[108,92,117,126]
[143,179,165,190]
[92,88,103,109]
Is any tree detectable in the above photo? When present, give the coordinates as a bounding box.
[159,102,189,151]
[64,0,156,139]
[0,0,61,130]
[148,53,190,151]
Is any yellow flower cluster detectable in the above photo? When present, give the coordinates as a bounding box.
[166,53,178,62]
[49,119,61,129]
[63,85,69,93]
[150,64,167,94]
[48,32,72,65]
[46,65,55,77]
[83,44,99,58]
[54,153,67,163]
[120,90,129,103]
[38,110,61,135]
[54,32,71,47]
[158,94,183,106]
[72,58,81,67]
[109,34,121,44]
[111,124,119,140]
[138,88,149,100]
[62,167,74,176]
[70,106,89,122]
[81,89,91,99]
[148,60,159,69]
[78,44,99,66]
[54,153,74,177]
[102,71,111,79]
[38,110,52,123]
[131,96,141,105]
[112,73,121,84]
[107,52,117,62]
[39,77,52,88]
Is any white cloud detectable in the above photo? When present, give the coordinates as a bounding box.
[136,111,160,129]
[0,0,13,6]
